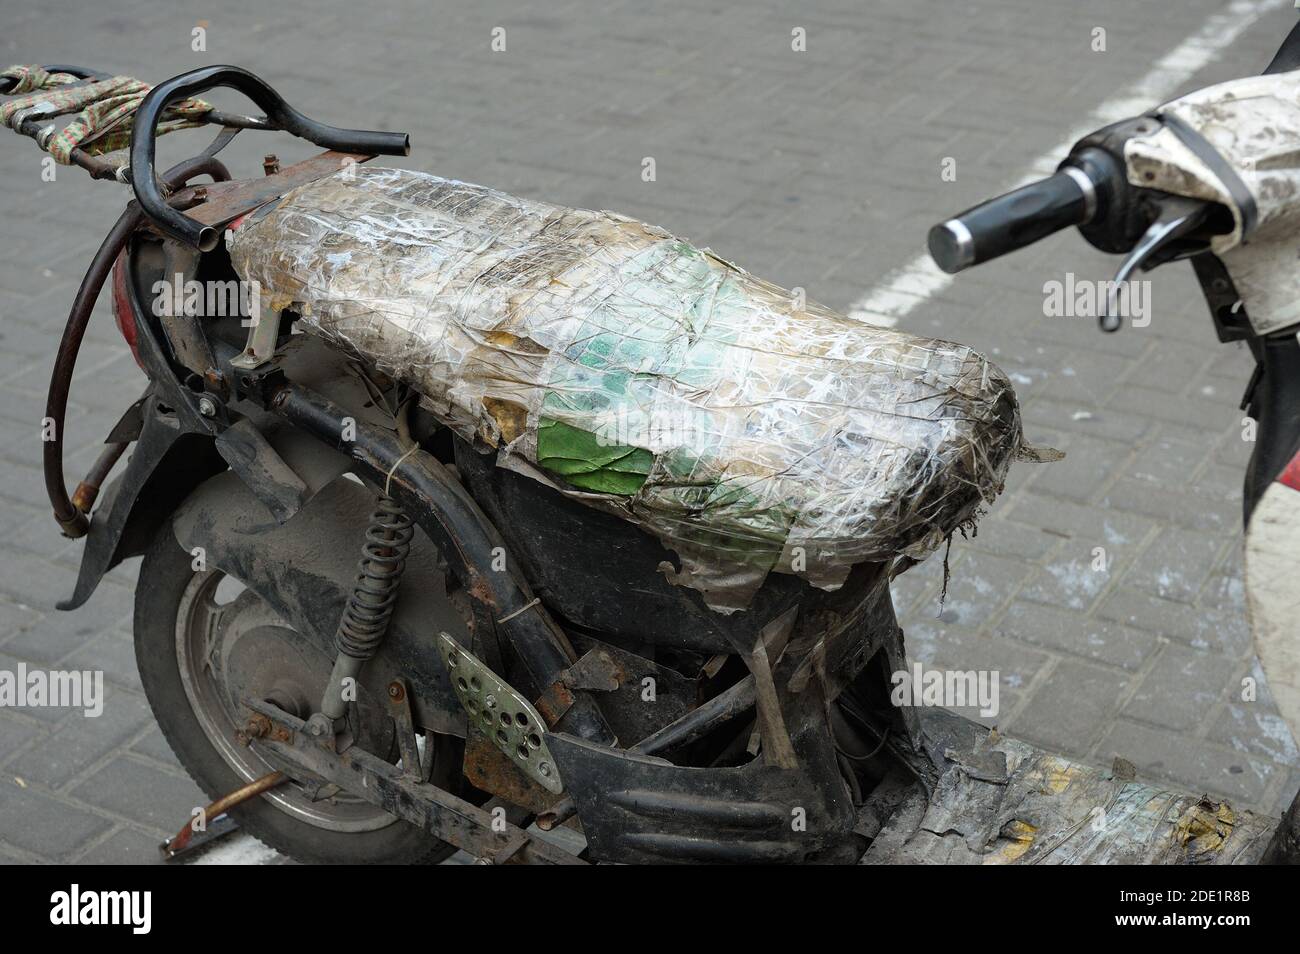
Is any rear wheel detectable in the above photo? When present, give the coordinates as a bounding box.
[135,523,462,864]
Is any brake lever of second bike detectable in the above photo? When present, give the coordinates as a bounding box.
[1098,196,1210,332]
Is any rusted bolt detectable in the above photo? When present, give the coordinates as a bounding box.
[273,728,293,742]
[203,368,228,399]
[387,681,405,702]
[238,714,272,746]
[263,154,280,175]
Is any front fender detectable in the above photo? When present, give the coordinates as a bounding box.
[60,398,226,610]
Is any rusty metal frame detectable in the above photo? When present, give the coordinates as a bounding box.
[243,698,585,865]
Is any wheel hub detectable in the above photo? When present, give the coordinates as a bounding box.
[175,570,401,833]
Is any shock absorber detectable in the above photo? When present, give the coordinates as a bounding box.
[319,493,415,722]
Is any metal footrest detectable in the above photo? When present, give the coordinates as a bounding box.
[437,632,563,794]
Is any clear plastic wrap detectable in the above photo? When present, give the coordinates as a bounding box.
[229,167,1026,610]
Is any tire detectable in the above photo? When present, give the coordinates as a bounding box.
[134,521,460,864]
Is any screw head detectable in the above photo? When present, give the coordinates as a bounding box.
[198,396,217,417]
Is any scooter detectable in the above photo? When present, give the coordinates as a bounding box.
[2,30,1297,864]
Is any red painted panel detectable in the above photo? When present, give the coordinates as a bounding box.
[110,248,144,370]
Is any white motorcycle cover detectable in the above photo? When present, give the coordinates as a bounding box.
[1126,67,1300,335]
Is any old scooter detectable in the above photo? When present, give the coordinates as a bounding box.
[2,35,1297,863]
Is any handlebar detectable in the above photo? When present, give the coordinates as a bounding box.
[0,64,110,94]
[130,65,410,251]
[928,147,1123,274]
[928,169,1092,273]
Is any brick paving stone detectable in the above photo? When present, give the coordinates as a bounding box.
[1127,436,1218,487]
[1100,477,1239,534]
[1125,527,1232,604]
[6,687,154,790]
[996,599,1157,672]
[1097,586,1252,658]
[1025,433,1127,503]
[71,758,207,835]
[956,516,1062,562]
[1004,659,1130,758]
[126,727,175,765]
[59,629,145,694]
[0,605,130,665]
[901,618,1050,729]
[0,714,43,762]
[1121,643,1234,733]
[73,826,168,865]
[0,781,109,859]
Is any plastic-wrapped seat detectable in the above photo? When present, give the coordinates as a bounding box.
[229,167,1027,609]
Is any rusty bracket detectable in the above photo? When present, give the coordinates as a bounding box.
[535,648,625,727]
[387,678,424,781]
[230,301,282,371]
[241,696,582,864]
[561,648,626,692]
[157,240,218,379]
[476,829,530,866]
[181,150,373,235]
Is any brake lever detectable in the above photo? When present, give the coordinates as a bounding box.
[1099,197,1209,332]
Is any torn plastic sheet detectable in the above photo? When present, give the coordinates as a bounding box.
[863,713,1274,865]
[229,167,1027,610]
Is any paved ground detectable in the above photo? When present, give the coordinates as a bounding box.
[0,0,1296,863]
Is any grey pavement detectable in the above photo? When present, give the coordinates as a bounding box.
[0,0,1296,863]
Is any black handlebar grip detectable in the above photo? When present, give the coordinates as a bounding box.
[928,167,1096,274]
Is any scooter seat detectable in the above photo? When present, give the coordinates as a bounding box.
[229,167,1026,608]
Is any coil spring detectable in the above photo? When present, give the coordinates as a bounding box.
[335,493,415,660]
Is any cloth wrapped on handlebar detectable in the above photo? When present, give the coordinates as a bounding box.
[0,64,210,165]
[229,167,1029,610]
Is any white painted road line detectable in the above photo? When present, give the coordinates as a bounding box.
[846,0,1291,328]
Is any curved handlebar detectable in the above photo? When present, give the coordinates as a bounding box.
[130,65,410,250]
